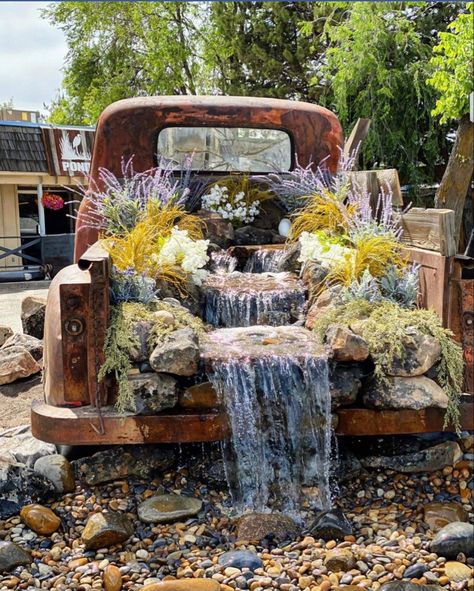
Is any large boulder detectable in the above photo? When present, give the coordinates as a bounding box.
[308,509,353,541]
[128,372,178,414]
[33,454,75,493]
[0,325,13,347]
[385,328,441,377]
[0,346,41,385]
[430,521,474,559]
[0,541,31,571]
[325,324,369,362]
[363,376,448,410]
[72,445,176,486]
[21,295,46,339]
[197,209,234,249]
[0,426,55,468]
[0,459,56,505]
[360,441,463,473]
[1,333,43,362]
[149,328,200,377]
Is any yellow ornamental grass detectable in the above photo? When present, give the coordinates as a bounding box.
[326,235,408,287]
[289,191,357,241]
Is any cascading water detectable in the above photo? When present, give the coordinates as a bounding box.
[209,251,238,274]
[201,326,332,513]
[202,272,307,327]
[244,248,286,273]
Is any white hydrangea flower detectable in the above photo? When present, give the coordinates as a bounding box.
[201,186,261,225]
[158,227,210,285]
[298,231,350,268]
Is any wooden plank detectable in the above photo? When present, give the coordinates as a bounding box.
[336,400,474,436]
[31,402,230,445]
[401,208,457,256]
[405,247,450,324]
[376,169,403,208]
[343,117,371,169]
[348,169,403,209]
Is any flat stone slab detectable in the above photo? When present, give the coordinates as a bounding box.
[200,325,326,364]
[203,271,305,295]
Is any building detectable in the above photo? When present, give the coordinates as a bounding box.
[0,120,94,281]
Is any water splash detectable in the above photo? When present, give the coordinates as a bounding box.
[209,251,238,274]
[202,326,331,513]
[202,272,307,327]
[244,248,286,273]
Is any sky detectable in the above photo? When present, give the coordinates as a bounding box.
[0,2,68,115]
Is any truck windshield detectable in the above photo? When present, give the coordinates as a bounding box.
[157,126,292,172]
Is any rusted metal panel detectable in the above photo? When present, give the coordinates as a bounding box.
[336,400,474,436]
[74,96,344,260]
[460,279,474,393]
[31,402,230,445]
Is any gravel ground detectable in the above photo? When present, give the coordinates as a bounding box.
[0,448,472,591]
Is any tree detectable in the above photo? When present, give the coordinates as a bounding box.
[427,5,474,246]
[318,2,461,184]
[42,2,206,124]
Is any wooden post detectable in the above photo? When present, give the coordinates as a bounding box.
[400,208,457,256]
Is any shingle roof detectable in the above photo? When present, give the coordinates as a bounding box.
[0,124,48,172]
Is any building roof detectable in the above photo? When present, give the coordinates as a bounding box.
[0,124,48,173]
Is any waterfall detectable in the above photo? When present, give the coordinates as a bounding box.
[202,326,332,513]
[209,251,238,274]
[244,249,286,273]
[202,272,307,327]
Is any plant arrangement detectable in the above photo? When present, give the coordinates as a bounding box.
[313,299,464,431]
[42,192,65,211]
[201,175,273,227]
[100,300,207,413]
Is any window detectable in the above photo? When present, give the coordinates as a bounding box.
[157,126,292,172]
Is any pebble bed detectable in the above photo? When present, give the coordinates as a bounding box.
[0,447,472,591]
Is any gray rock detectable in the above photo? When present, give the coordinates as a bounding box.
[198,209,235,249]
[363,376,449,411]
[0,500,20,519]
[0,427,55,468]
[234,226,277,246]
[0,540,31,571]
[0,459,56,505]
[128,372,178,414]
[72,445,175,486]
[386,328,441,377]
[149,327,199,376]
[138,494,202,523]
[218,550,263,571]
[1,333,43,362]
[308,509,353,541]
[81,512,133,550]
[0,325,13,347]
[128,320,153,362]
[33,454,75,493]
[430,521,474,559]
[361,441,463,473]
[330,364,362,409]
[404,563,428,579]
[325,324,369,362]
[21,295,47,339]
[0,346,41,385]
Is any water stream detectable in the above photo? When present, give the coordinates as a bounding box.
[201,325,332,514]
[244,248,287,273]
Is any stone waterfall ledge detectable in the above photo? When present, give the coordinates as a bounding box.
[200,325,326,365]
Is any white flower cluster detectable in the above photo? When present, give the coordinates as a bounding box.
[202,185,260,225]
[298,231,350,268]
[157,228,210,285]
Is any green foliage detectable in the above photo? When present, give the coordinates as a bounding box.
[319,2,458,183]
[315,300,464,431]
[100,300,207,414]
[428,5,474,123]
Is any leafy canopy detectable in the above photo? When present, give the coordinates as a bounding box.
[428,4,474,123]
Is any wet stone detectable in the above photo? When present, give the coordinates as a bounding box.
[178,382,219,408]
[81,512,133,549]
[149,327,200,376]
[236,512,300,543]
[218,549,263,570]
[444,561,473,582]
[324,548,355,572]
[141,580,220,590]
[128,372,178,414]
[430,521,474,558]
[380,584,444,591]
[138,494,202,523]
[423,501,468,532]
[404,563,428,579]
[363,376,448,411]
[20,504,61,535]
[103,564,122,591]
[0,499,20,519]
[308,509,353,541]
[0,540,31,571]
[325,324,369,362]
